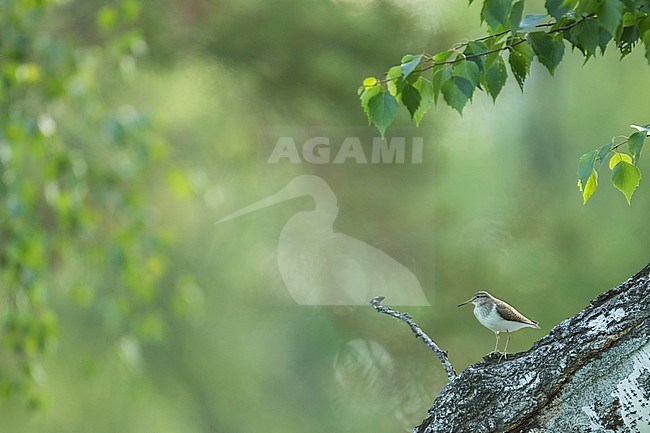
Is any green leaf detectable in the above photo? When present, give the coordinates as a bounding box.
[401,84,422,119]
[545,0,578,20]
[401,54,424,79]
[441,79,473,114]
[413,76,434,126]
[598,26,613,54]
[482,0,513,32]
[401,54,417,63]
[441,62,480,114]
[454,60,480,87]
[576,0,600,15]
[367,91,398,138]
[484,45,504,69]
[359,85,382,124]
[431,64,453,104]
[621,11,636,27]
[386,65,403,97]
[509,1,525,36]
[618,24,641,58]
[362,77,378,88]
[359,86,382,124]
[464,41,489,71]
[519,14,548,30]
[571,17,600,56]
[579,169,598,204]
[598,0,623,36]
[508,40,534,90]
[527,32,565,75]
[433,50,454,62]
[609,152,633,169]
[628,131,646,164]
[484,55,508,101]
[596,141,612,169]
[612,161,641,204]
[644,29,650,64]
[577,149,598,191]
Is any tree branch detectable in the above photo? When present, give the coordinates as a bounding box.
[414,262,650,433]
[369,296,457,382]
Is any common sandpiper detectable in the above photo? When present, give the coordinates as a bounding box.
[458,290,540,360]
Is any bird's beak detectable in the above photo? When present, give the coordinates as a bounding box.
[216,182,297,224]
[457,299,472,307]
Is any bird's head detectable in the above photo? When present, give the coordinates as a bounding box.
[458,290,493,307]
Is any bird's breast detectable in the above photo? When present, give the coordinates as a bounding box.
[473,304,503,332]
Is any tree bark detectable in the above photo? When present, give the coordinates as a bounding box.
[415,262,650,433]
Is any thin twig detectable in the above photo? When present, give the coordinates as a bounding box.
[454,20,554,50]
[427,14,592,69]
[611,139,629,151]
[370,296,457,381]
[417,38,526,74]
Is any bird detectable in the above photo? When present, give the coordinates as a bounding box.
[458,290,540,360]
[217,175,430,306]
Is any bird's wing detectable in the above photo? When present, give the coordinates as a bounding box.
[495,300,539,326]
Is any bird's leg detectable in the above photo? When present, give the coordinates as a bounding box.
[493,331,500,353]
[499,331,511,362]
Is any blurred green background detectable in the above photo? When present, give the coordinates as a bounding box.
[1,0,649,432]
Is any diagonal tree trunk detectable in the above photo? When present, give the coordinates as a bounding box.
[415,262,650,433]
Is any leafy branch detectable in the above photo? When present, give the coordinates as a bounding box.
[375,12,593,81]
[578,126,648,204]
[359,0,650,203]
